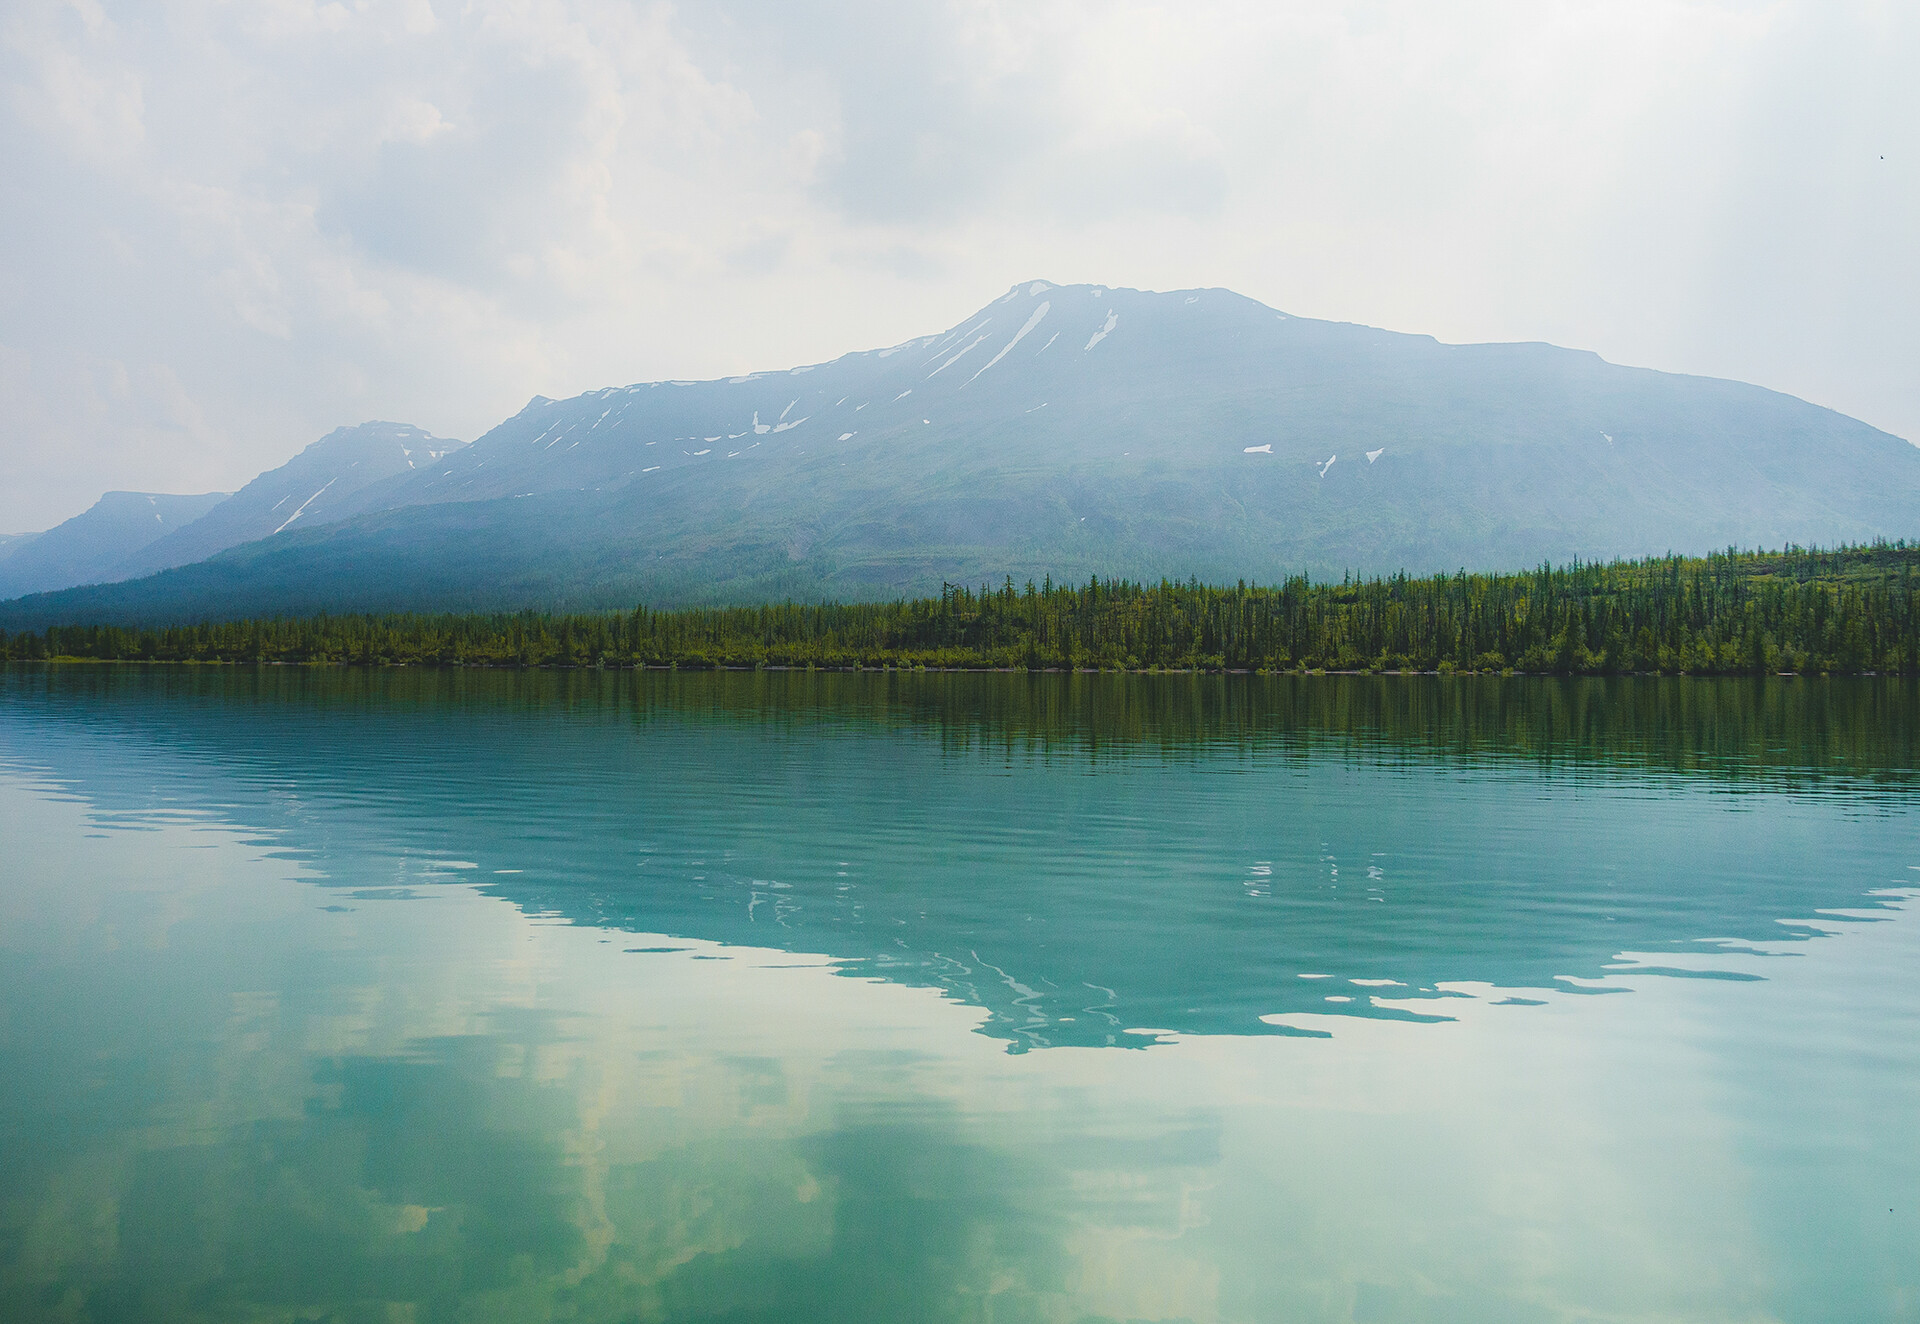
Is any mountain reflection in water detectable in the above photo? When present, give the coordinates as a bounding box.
[2,665,1917,1324]
[4,666,1914,1047]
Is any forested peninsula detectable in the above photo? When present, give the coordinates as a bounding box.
[4,543,1916,675]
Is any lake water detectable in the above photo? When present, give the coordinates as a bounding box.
[1,666,1916,1323]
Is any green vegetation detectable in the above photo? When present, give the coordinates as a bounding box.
[4,542,1916,675]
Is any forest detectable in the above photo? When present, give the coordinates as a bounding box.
[2,542,1916,675]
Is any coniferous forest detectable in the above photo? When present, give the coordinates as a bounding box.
[3,542,1916,675]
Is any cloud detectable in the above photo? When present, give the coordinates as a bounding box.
[675,0,1227,225]
[0,344,234,506]
[0,0,1914,530]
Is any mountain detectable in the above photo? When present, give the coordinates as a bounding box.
[105,421,466,582]
[0,491,228,600]
[4,281,1918,624]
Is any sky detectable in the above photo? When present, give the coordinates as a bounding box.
[1,0,1914,532]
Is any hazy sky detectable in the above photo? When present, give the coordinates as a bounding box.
[2,0,1914,530]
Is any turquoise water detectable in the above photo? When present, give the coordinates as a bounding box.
[1,666,1916,1322]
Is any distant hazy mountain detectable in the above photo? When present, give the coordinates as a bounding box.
[0,491,228,600]
[5,282,1917,623]
[106,422,465,582]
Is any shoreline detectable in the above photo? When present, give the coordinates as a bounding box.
[2,658,1879,679]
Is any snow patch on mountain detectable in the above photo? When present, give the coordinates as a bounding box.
[273,478,339,534]
[966,301,1049,386]
[929,334,990,377]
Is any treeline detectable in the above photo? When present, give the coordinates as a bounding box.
[3,542,1917,675]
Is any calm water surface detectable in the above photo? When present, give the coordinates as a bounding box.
[1,667,1916,1322]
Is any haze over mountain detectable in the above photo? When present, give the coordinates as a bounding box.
[4,281,1917,626]
[0,491,228,601]
[106,423,467,584]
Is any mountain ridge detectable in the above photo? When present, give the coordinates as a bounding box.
[4,280,1916,626]
[0,491,229,601]
[106,421,466,583]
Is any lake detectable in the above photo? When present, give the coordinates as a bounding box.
[1,666,1916,1322]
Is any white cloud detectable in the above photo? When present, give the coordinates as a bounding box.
[0,0,1914,530]
[378,97,454,146]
